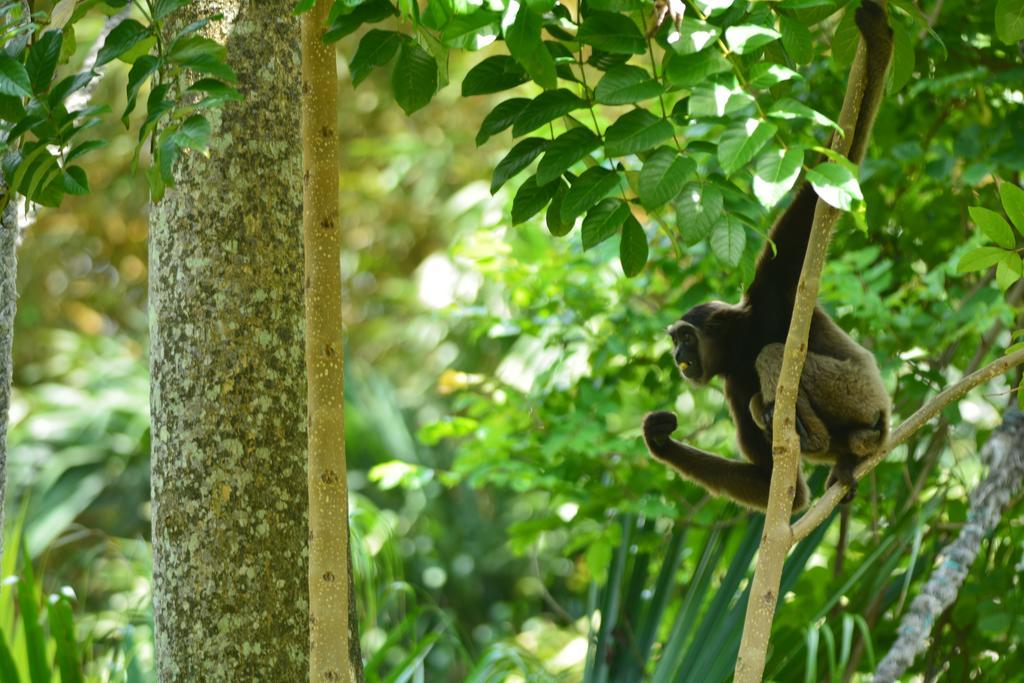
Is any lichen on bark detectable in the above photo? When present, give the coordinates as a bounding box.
[148,3,309,680]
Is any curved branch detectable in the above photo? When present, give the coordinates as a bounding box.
[792,347,1024,542]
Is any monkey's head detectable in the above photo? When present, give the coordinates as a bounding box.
[667,301,732,385]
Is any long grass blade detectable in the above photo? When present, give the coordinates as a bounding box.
[16,542,48,683]
[0,635,19,683]
[591,515,633,683]
[46,596,82,683]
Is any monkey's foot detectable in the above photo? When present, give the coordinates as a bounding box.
[826,465,857,504]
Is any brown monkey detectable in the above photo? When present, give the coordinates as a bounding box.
[643,1,893,511]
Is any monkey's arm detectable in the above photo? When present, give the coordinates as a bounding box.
[643,412,809,511]
[747,2,893,304]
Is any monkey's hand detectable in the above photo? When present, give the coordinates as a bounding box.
[826,462,857,504]
[643,411,678,449]
[760,402,811,449]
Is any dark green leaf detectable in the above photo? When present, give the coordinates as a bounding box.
[807,162,862,210]
[767,98,840,131]
[66,139,107,163]
[440,10,502,49]
[511,88,585,137]
[957,246,1011,273]
[0,54,32,97]
[153,0,192,20]
[491,137,548,193]
[970,206,1015,249]
[17,551,49,683]
[779,15,814,64]
[582,197,630,249]
[187,77,244,108]
[511,175,561,224]
[577,11,646,54]
[594,65,664,105]
[831,7,859,68]
[462,55,528,96]
[392,39,438,115]
[561,167,622,224]
[710,217,745,266]
[996,0,1024,43]
[888,21,914,93]
[0,635,18,683]
[638,147,694,210]
[718,119,777,175]
[47,71,93,108]
[619,213,648,276]
[587,48,631,71]
[535,127,600,185]
[505,5,557,89]
[664,51,730,87]
[546,178,573,236]
[123,55,159,124]
[603,108,673,156]
[294,0,316,13]
[351,29,402,87]
[476,97,530,146]
[96,19,150,66]
[0,94,26,122]
[173,114,212,150]
[27,30,62,94]
[324,0,397,42]
[1000,182,1024,231]
[688,83,753,118]
[62,166,90,195]
[675,182,723,245]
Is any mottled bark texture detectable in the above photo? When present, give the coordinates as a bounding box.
[149,4,309,680]
[874,410,1024,682]
[0,193,16,566]
[302,2,360,680]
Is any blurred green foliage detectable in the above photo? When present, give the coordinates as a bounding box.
[6,0,1024,681]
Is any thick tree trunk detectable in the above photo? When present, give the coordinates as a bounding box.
[301,2,360,681]
[148,4,310,680]
[0,194,15,565]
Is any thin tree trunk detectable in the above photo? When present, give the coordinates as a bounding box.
[149,4,309,680]
[301,3,360,680]
[0,192,16,565]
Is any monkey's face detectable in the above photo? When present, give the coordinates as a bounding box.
[667,321,706,384]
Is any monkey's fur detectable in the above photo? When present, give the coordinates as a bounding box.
[643,1,894,512]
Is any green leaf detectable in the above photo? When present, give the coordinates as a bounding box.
[462,55,528,96]
[620,214,648,276]
[392,39,438,115]
[187,78,244,108]
[577,11,646,54]
[441,10,502,50]
[491,137,548,193]
[997,254,1022,291]
[324,0,397,42]
[511,89,585,137]
[65,139,107,163]
[0,94,26,122]
[779,15,814,64]
[718,119,777,175]
[753,147,803,208]
[888,21,914,93]
[582,197,630,249]
[511,175,561,224]
[62,166,90,195]
[505,5,557,89]
[27,30,62,94]
[996,0,1024,43]
[536,127,600,185]
[831,7,859,68]
[669,18,720,55]
[767,98,841,132]
[48,71,93,107]
[594,65,664,105]
[807,162,862,210]
[970,206,1016,249]
[123,55,159,124]
[748,63,802,88]
[724,24,780,55]
[0,636,19,683]
[48,595,83,683]
[0,55,32,97]
[17,555,49,683]
[638,147,695,210]
[957,246,1011,274]
[603,109,673,157]
[664,50,730,87]
[561,167,622,224]
[153,0,192,21]
[688,82,754,118]
[96,19,150,66]
[167,35,235,81]
[710,217,745,266]
[350,30,402,87]
[476,97,529,146]
[999,182,1024,231]
[675,182,723,245]
[173,114,212,150]
[546,178,573,236]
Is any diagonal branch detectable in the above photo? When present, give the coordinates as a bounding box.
[792,347,1024,542]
